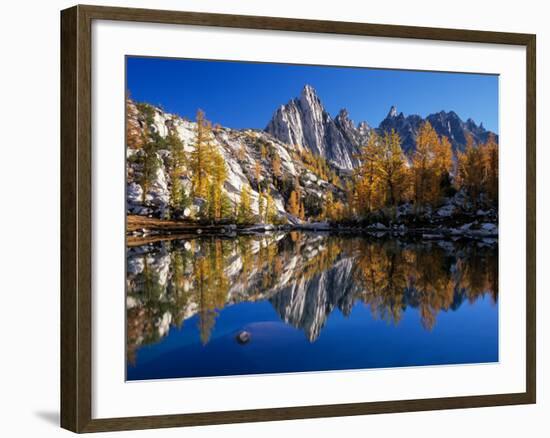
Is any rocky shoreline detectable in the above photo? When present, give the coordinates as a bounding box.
[126,214,497,247]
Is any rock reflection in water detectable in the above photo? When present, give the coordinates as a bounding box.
[126,232,497,366]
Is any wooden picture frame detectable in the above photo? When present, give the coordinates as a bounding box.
[61,4,536,433]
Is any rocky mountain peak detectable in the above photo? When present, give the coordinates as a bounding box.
[335,108,354,130]
[267,87,497,164]
[387,105,398,118]
[266,87,371,169]
[300,84,319,102]
[357,121,371,136]
[336,108,350,119]
[379,108,498,154]
[298,85,323,116]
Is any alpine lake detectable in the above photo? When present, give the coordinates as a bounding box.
[126,230,498,380]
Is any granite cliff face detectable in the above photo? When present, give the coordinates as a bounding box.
[265,85,371,170]
[126,98,344,221]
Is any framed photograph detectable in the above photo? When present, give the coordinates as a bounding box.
[60,4,536,433]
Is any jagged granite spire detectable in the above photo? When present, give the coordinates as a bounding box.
[387,105,398,118]
[265,85,371,169]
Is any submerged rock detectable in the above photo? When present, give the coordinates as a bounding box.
[236,330,251,345]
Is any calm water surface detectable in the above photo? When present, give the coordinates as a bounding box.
[126,232,498,380]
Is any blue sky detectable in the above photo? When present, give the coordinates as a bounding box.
[126,56,499,133]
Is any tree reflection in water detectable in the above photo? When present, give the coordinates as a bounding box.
[126,233,497,364]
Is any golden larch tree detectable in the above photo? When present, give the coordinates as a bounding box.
[207,150,228,220]
[126,99,143,149]
[265,188,276,223]
[483,134,498,205]
[271,152,282,180]
[411,121,441,209]
[237,145,246,162]
[434,135,453,181]
[254,159,262,185]
[287,190,301,217]
[456,134,485,210]
[237,184,253,224]
[377,129,409,207]
[299,201,305,220]
[354,132,384,215]
[323,192,335,221]
[166,126,187,215]
[189,109,214,198]
[258,190,266,221]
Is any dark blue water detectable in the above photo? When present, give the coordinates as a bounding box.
[126,233,498,380]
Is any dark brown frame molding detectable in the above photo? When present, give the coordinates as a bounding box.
[61,4,536,433]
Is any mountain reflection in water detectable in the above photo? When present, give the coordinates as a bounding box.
[126,232,498,379]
